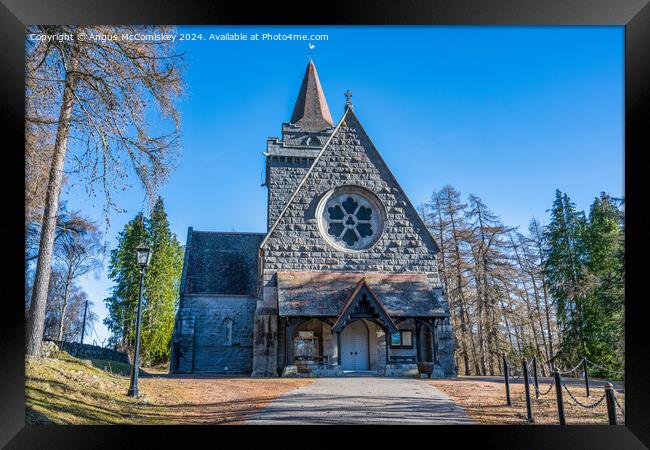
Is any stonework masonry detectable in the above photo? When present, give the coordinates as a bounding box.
[47,340,130,364]
[262,111,443,287]
[171,295,256,374]
[266,156,314,228]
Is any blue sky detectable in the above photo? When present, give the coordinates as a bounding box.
[63,26,624,344]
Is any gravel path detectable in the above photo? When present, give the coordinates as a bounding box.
[245,377,473,425]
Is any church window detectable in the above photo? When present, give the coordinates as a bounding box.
[317,186,386,252]
[390,330,413,348]
[223,318,233,346]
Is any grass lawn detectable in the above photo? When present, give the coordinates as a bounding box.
[429,376,625,425]
[26,351,312,425]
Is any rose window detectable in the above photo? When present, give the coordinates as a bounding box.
[327,196,374,246]
[317,186,385,251]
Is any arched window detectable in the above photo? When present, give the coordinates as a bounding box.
[223,318,233,346]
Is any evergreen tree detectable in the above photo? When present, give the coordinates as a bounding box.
[103,200,184,364]
[581,193,625,375]
[141,198,184,365]
[104,214,147,351]
[544,190,594,367]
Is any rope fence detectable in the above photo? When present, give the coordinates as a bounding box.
[502,353,625,425]
[558,359,584,376]
[537,379,555,396]
[561,383,607,409]
[613,392,625,417]
[584,358,625,376]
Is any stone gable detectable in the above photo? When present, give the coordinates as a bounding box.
[261,109,442,290]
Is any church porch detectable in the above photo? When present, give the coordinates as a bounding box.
[275,271,452,378]
[279,316,447,377]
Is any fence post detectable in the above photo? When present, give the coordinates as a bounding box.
[583,358,590,397]
[523,358,534,422]
[503,353,512,406]
[553,369,566,425]
[605,382,618,425]
[532,355,540,399]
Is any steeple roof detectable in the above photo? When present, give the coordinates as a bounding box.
[289,60,333,132]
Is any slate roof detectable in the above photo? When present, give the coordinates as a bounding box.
[182,229,264,297]
[289,60,333,132]
[277,271,448,318]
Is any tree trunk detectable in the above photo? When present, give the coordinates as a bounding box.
[447,206,478,374]
[57,273,72,342]
[529,272,549,376]
[433,199,470,375]
[533,227,555,365]
[26,46,79,356]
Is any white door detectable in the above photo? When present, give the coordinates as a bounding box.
[341,320,369,370]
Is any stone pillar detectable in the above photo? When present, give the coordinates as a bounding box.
[415,321,421,363]
[436,317,456,376]
[251,286,279,377]
[385,327,391,365]
[286,320,295,366]
[432,319,439,364]
[336,332,341,366]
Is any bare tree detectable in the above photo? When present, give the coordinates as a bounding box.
[51,217,103,341]
[25,25,185,356]
[421,186,559,376]
[44,277,98,343]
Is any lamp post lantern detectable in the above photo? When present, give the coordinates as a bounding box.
[127,243,152,398]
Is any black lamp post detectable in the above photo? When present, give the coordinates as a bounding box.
[127,242,152,398]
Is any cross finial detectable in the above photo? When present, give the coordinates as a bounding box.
[345,89,353,110]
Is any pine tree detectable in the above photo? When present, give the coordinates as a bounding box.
[141,198,184,366]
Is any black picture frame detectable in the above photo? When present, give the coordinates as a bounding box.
[390,330,414,349]
[2,0,648,448]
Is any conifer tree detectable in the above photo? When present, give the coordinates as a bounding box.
[581,193,625,374]
[104,214,147,351]
[544,190,588,365]
[103,200,183,364]
[141,198,184,365]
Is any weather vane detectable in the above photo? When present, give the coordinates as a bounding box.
[345,90,353,110]
[308,42,315,59]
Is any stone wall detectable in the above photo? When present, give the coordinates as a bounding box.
[50,340,130,364]
[170,295,257,374]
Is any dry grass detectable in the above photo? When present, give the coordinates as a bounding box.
[429,376,625,425]
[26,351,312,425]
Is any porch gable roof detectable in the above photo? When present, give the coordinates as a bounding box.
[331,279,398,333]
[276,271,448,318]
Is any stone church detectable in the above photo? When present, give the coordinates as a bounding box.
[170,60,455,377]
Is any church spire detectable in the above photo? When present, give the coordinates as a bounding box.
[289,60,333,132]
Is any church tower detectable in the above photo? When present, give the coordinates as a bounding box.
[264,60,335,228]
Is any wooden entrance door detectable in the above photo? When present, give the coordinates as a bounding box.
[341,320,369,370]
